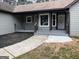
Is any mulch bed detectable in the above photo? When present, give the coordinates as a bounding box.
[0,32,33,48]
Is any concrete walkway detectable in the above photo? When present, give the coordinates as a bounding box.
[0,34,72,59]
[0,35,47,59]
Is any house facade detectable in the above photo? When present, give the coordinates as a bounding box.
[0,0,79,36]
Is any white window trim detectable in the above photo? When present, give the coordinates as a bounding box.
[39,13,49,27]
[52,13,56,27]
[26,16,32,23]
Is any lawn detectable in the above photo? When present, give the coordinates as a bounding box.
[15,38,79,59]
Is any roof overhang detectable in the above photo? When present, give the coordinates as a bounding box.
[13,0,75,13]
[0,0,78,13]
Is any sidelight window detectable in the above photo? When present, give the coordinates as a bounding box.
[52,14,56,27]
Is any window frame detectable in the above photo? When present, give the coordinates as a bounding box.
[18,0,25,2]
[39,13,49,27]
[26,16,32,23]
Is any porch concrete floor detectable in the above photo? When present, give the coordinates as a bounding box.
[35,30,72,43]
[35,30,68,36]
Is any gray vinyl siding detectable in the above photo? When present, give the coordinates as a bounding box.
[24,23,34,30]
[0,12,21,35]
[16,15,35,30]
[70,1,79,36]
[23,16,34,30]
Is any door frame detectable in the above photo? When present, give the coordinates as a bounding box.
[39,13,49,27]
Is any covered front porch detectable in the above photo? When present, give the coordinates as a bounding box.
[15,9,70,35]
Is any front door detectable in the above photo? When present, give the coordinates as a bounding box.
[58,14,65,30]
[39,14,49,27]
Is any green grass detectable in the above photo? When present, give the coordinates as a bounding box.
[15,39,79,59]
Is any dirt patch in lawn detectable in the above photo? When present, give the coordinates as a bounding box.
[15,38,79,59]
[0,32,33,48]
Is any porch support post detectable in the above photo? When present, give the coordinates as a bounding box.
[65,12,66,30]
[35,14,39,32]
[56,12,58,30]
[32,14,35,32]
[66,10,70,35]
[49,12,52,30]
[34,13,38,32]
[32,14,34,24]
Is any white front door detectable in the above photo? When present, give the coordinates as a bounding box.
[58,14,65,30]
[39,13,49,27]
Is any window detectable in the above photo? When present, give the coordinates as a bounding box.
[3,0,15,2]
[36,0,49,3]
[17,0,26,5]
[40,15,48,26]
[3,0,16,5]
[52,14,56,27]
[18,0,25,2]
[26,16,32,23]
[39,13,49,27]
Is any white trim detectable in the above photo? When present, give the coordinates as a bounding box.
[52,13,56,27]
[39,13,49,27]
[26,16,32,23]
